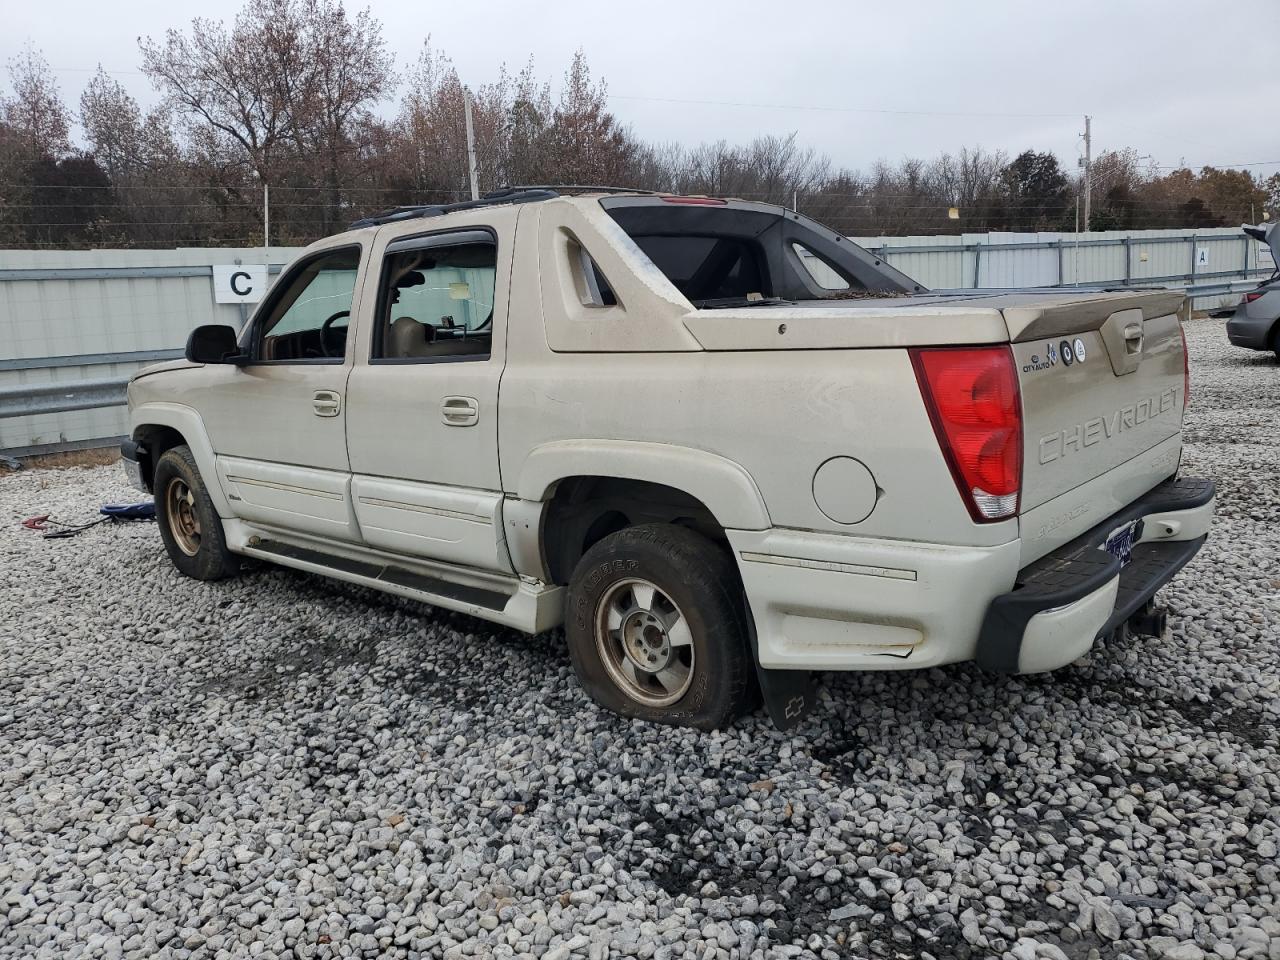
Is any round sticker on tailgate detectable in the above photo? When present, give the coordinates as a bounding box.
[1073,337,1087,363]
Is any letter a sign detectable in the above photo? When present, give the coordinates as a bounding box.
[213,264,269,304]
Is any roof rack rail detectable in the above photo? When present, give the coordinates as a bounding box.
[497,184,661,196]
[348,187,558,229]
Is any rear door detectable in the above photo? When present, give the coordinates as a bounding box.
[343,213,516,572]
[199,243,365,541]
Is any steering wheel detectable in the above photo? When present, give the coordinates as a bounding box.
[319,310,350,357]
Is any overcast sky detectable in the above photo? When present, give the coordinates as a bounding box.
[5,0,1278,179]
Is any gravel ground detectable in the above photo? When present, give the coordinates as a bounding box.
[1,318,1277,960]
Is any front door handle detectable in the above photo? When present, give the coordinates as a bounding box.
[312,390,342,417]
[441,396,479,426]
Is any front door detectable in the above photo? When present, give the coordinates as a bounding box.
[344,225,511,572]
[198,244,365,541]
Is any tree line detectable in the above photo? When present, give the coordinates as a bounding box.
[1,0,1275,249]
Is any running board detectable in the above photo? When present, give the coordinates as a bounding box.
[253,538,510,610]
[230,528,565,634]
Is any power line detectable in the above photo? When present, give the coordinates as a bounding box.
[60,64,1081,120]
[1151,160,1280,169]
[607,93,1082,120]
[48,64,145,74]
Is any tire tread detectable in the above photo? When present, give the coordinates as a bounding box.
[565,522,752,730]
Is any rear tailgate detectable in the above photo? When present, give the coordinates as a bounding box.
[1003,291,1188,554]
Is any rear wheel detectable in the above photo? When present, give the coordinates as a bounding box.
[565,523,753,729]
[154,445,238,580]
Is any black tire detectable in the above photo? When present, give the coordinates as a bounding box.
[564,523,753,730]
[154,444,239,581]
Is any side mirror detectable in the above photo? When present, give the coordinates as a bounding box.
[185,324,245,364]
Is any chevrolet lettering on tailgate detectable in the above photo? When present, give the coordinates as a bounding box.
[1038,385,1180,465]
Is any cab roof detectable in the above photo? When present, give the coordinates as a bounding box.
[348,186,655,229]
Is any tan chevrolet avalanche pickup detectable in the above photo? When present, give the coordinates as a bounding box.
[122,187,1216,730]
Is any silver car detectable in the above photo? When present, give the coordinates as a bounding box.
[1226,223,1280,359]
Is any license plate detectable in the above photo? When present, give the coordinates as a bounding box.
[1102,520,1138,567]
[122,457,146,492]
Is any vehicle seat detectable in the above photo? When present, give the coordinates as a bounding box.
[426,335,491,356]
[388,317,436,357]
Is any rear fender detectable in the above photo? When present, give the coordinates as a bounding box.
[515,440,771,531]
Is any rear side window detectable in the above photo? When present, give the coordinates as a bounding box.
[373,238,496,362]
[630,235,766,305]
[572,242,618,307]
[792,242,851,291]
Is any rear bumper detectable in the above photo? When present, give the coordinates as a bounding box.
[976,476,1215,674]
[1226,311,1273,349]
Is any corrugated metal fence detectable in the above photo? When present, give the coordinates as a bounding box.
[1,228,1272,456]
[850,226,1271,296]
[0,248,297,457]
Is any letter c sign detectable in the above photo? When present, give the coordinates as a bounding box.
[213,264,268,304]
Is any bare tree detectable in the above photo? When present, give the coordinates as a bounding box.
[140,0,319,183]
[80,68,148,180]
[543,50,642,187]
[2,44,71,158]
[294,0,395,230]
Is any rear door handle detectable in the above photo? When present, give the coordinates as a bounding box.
[441,396,479,426]
[312,390,342,417]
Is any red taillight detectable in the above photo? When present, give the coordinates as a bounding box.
[659,195,727,205]
[1179,321,1191,409]
[911,346,1022,523]
[1244,292,1263,303]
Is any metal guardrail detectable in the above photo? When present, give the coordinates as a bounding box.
[0,264,283,282]
[1180,278,1268,302]
[0,349,184,422]
[0,377,130,420]
[0,348,184,373]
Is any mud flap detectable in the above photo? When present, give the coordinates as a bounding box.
[745,600,819,730]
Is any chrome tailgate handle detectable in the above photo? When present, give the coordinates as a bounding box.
[1099,308,1147,376]
[441,396,479,426]
[1122,321,1145,355]
[312,390,342,417]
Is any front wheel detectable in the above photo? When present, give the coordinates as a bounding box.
[564,523,753,730]
[154,444,239,581]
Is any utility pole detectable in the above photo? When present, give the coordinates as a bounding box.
[263,181,270,252]
[1082,115,1092,232]
[464,88,480,201]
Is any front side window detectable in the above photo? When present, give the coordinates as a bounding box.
[254,247,360,362]
[374,238,496,361]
